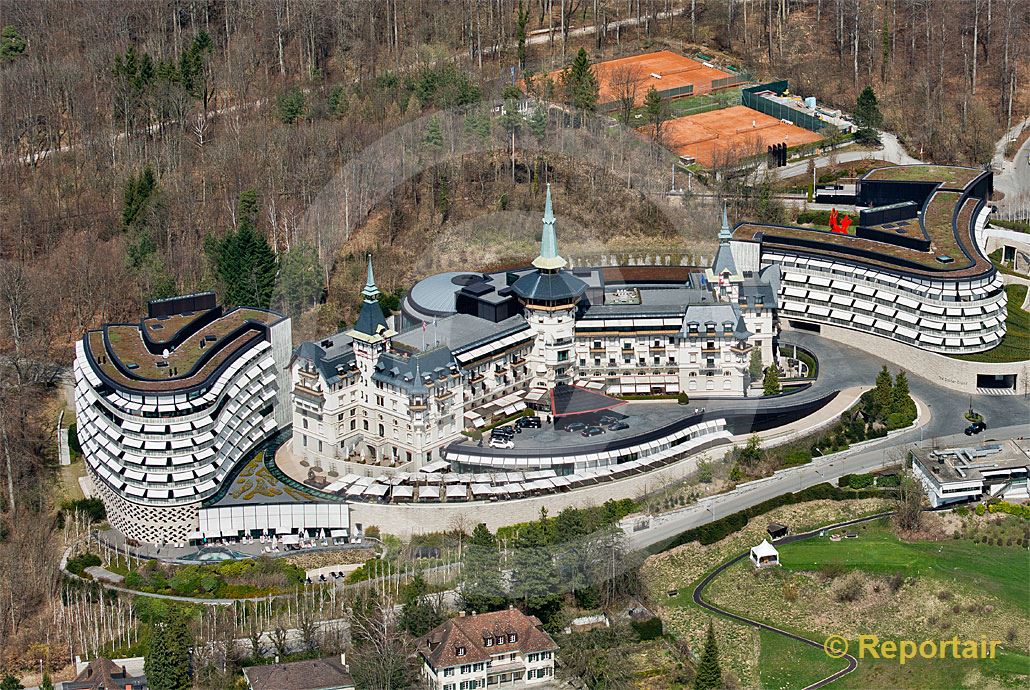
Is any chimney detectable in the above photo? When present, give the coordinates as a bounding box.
[458,611,466,617]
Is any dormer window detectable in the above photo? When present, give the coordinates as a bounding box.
[456,646,466,657]
[484,637,493,647]
[508,633,517,643]
[495,635,504,645]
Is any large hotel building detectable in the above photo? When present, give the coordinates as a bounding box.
[74,167,1009,542]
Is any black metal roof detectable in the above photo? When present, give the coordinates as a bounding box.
[510,269,588,303]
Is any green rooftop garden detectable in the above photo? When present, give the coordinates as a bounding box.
[952,285,1030,363]
[863,164,983,187]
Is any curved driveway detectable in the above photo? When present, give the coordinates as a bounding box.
[691,512,892,690]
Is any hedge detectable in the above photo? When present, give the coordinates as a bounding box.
[657,483,883,551]
[67,553,102,577]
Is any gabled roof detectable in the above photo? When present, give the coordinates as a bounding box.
[294,332,356,385]
[242,656,354,690]
[416,609,557,670]
[66,658,147,690]
[372,347,459,394]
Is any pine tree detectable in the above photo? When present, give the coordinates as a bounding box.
[144,610,192,690]
[643,86,669,144]
[38,673,53,690]
[873,365,893,415]
[275,243,323,314]
[890,370,916,421]
[122,167,157,230]
[206,190,277,308]
[762,364,781,396]
[0,675,22,690]
[515,1,530,70]
[748,349,763,380]
[400,573,445,637]
[460,523,506,613]
[693,620,723,690]
[562,48,599,112]
[1,26,27,62]
[277,87,306,124]
[854,86,883,129]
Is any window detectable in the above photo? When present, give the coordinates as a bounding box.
[444,685,455,690]
[528,653,539,662]
[473,663,485,671]
[508,633,517,643]
[460,664,471,673]
[443,668,455,677]
[350,420,356,430]
[495,635,504,645]
[302,418,309,429]
[301,435,307,447]
[456,646,466,657]
[484,638,492,647]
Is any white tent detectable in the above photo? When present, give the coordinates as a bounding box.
[749,539,780,568]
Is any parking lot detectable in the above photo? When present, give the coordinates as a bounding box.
[483,403,705,453]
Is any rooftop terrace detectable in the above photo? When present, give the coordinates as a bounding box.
[86,306,282,393]
[735,165,992,278]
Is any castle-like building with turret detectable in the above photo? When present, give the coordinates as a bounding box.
[290,186,777,475]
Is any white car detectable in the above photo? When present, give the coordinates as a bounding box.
[488,437,514,449]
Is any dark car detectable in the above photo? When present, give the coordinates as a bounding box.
[516,416,542,429]
[599,415,620,426]
[492,425,516,438]
[565,421,587,433]
[581,426,605,437]
[964,421,987,435]
[607,421,630,431]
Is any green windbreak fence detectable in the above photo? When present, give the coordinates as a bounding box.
[600,83,694,111]
[742,81,830,133]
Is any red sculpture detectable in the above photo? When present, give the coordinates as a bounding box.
[829,208,852,235]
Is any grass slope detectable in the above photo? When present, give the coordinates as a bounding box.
[778,520,1029,613]
[953,285,1030,363]
[758,629,845,690]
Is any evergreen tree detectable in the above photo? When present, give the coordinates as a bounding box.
[693,620,723,690]
[854,86,883,129]
[206,190,277,308]
[511,513,561,623]
[762,364,781,395]
[277,87,306,124]
[122,167,158,230]
[1,26,27,62]
[748,349,763,380]
[515,1,530,70]
[890,370,916,421]
[400,573,444,637]
[460,523,506,613]
[562,48,599,112]
[38,674,53,690]
[275,243,323,315]
[180,31,213,111]
[145,609,192,690]
[643,86,669,144]
[873,365,893,414]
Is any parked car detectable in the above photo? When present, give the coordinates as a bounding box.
[581,426,605,437]
[564,421,587,433]
[964,421,987,435]
[599,415,620,426]
[516,415,542,429]
[607,421,630,431]
[489,437,515,449]
[492,425,516,438]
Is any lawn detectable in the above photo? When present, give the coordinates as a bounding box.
[758,628,845,690]
[689,515,1030,689]
[952,284,1030,363]
[778,519,1029,613]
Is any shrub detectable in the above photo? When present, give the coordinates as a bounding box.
[677,392,690,405]
[67,553,102,577]
[68,423,82,455]
[631,616,664,641]
[61,497,107,523]
[847,473,874,490]
[833,572,865,602]
[975,504,986,516]
[819,562,846,580]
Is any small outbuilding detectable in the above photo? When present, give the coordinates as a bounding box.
[749,539,780,568]
[767,522,789,540]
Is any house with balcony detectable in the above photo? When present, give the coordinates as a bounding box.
[416,608,558,689]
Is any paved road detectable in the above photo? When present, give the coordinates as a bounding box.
[691,512,893,689]
[993,117,1030,219]
[767,131,922,180]
[625,422,1026,552]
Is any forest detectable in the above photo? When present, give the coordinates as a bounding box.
[0,0,1027,684]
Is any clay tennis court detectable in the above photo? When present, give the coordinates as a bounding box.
[535,50,734,107]
[662,105,823,166]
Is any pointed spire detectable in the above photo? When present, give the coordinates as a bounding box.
[532,184,567,270]
[718,202,732,243]
[361,253,380,301]
[733,314,752,341]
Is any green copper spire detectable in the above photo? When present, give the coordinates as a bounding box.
[718,202,732,243]
[361,253,380,301]
[532,184,567,270]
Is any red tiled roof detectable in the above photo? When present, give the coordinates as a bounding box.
[417,608,557,669]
